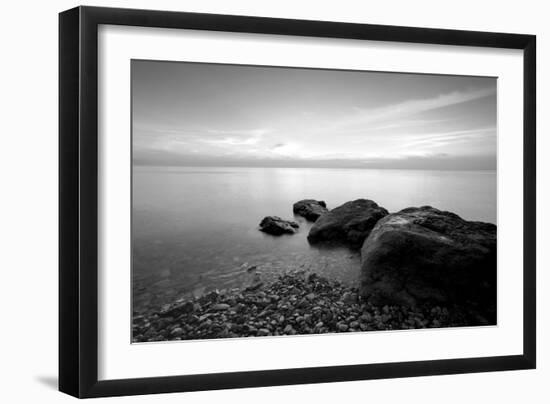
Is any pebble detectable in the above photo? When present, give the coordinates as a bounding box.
[170,327,183,336]
[337,323,349,332]
[212,303,230,311]
[360,313,372,322]
[257,328,270,336]
[341,291,357,304]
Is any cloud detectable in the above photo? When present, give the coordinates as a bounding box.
[201,136,260,146]
[325,87,496,134]
[132,81,496,170]
[357,87,495,122]
[133,125,272,151]
[359,118,453,133]
[399,127,496,149]
[205,128,271,137]
[269,142,302,157]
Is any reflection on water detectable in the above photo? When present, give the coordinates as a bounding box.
[132,166,496,314]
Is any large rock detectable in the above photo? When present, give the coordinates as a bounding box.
[307,199,389,249]
[259,216,299,235]
[293,199,329,221]
[360,206,496,320]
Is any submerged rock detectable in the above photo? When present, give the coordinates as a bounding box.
[360,206,496,321]
[158,300,195,317]
[293,199,329,221]
[307,199,388,249]
[259,216,299,235]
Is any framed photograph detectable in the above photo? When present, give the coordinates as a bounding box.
[59,6,536,398]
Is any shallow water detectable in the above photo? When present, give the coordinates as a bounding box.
[132,166,496,313]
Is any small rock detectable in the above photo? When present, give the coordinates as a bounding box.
[360,313,372,322]
[337,323,349,332]
[133,314,145,323]
[259,216,299,235]
[204,291,219,302]
[257,328,271,336]
[296,298,309,308]
[341,292,357,304]
[307,273,318,283]
[293,199,329,221]
[245,282,264,292]
[170,327,184,336]
[212,303,230,311]
[159,300,195,317]
[283,324,294,334]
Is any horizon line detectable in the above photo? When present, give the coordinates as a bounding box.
[132,163,497,172]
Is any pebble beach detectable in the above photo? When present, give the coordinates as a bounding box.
[132,271,487,342]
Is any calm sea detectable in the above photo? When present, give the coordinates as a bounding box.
[132,166,496,313]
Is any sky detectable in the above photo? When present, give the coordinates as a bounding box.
[132,60,497,170]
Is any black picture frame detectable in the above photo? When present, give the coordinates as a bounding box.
[59,5,536,398]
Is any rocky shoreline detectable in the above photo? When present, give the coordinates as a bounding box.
[134,198,496,342]
[133,271,489,343]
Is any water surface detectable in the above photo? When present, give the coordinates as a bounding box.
[132,166,496,313]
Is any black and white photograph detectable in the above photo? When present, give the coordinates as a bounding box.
[131,60,498,342]
[1,0,544,401]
